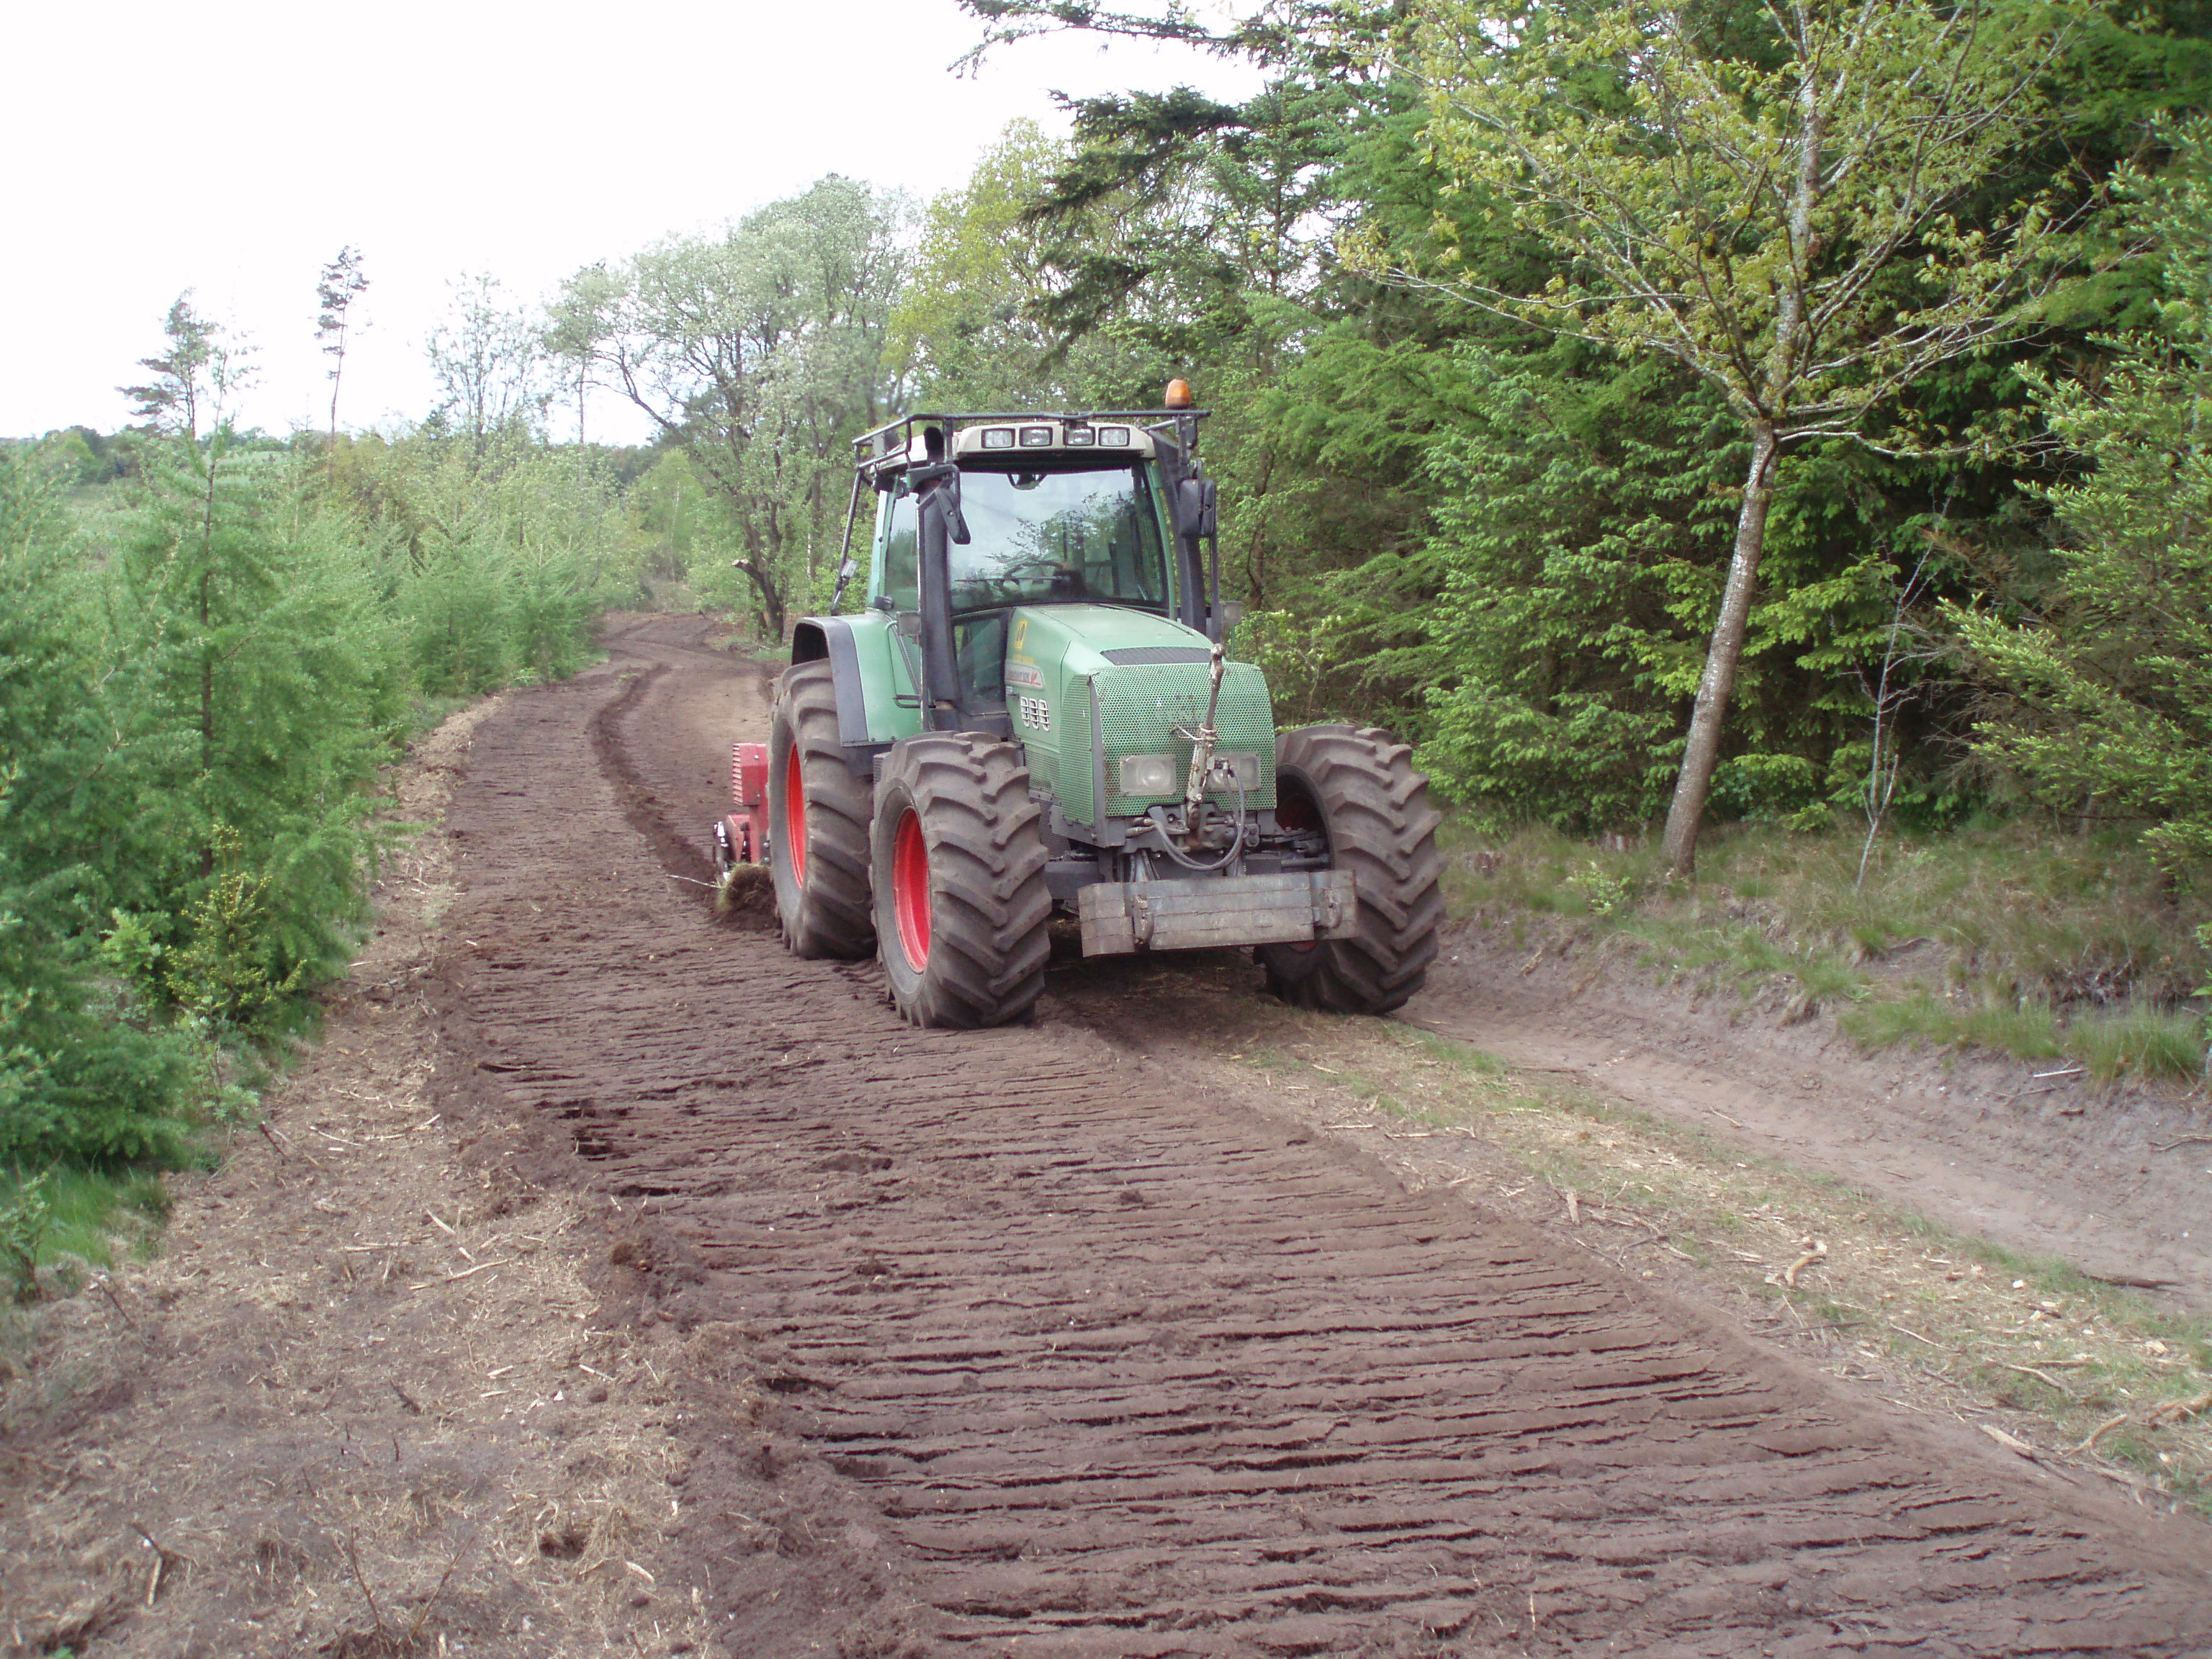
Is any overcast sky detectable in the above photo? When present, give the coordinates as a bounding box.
[4,0,1255,441]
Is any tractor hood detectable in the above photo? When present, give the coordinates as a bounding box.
[1004,605,1278,832]
[1010,604,1211,678]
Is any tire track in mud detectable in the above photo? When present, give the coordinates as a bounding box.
[441,618,2212,1657]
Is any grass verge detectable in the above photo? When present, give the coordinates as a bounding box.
[1443,817,2212,1085]
[1,1166,168,1300]
[1223,1009,2212,1514]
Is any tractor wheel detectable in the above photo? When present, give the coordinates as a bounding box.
[767,660,875,959]
[1258,724,1445,1016]
[870,734,1051,1028]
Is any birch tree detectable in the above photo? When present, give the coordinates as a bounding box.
[590,176,909,637]
[315,246,369,445]
[427,274,545,453]
[1414,0,2068,872]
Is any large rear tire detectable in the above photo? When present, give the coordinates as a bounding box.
[768,660,875,958]
[871,734,1051,1028]
[1259,724,1444,1016]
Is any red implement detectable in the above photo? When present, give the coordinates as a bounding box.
[716,742,770,868]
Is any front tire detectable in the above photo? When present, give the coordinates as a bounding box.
[871,734,1051,1028]
[1259,724,1444,1015]
[768,660,875,958]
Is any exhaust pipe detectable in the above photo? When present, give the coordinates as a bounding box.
[913,447,968,732]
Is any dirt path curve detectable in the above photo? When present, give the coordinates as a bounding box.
[1405,952,2212,1308]
[437,615,2212,1657]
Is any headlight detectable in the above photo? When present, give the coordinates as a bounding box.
[1118,753,1177,796]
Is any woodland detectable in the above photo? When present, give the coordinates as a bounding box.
[3,0,2210,1199]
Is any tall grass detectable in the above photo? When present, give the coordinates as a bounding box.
[1444,818,2210,1082]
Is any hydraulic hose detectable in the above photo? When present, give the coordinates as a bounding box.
[1144,784,1248,873]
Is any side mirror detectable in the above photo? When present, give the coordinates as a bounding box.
[1217,599,1244,632]
[945,469,971,545]
[1177,477,1218,539]
[837,557,859,583]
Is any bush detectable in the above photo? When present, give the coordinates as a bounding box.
[1957,126,2212,882]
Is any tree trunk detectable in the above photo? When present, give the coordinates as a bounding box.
[1661,422,1781,876]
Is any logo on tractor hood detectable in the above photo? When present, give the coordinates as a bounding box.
[1006,660,1043,689]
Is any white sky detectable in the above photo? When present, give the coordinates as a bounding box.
[3,0,1256,442]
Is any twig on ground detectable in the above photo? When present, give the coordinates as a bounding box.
[1979,1423,2037,1459]
[1887,1320,1940,1347]
[2148,1390,2212,1428]
[1782,1238,1828,1288]
[91,1273,135,1329]
[2001,1361,2077,1394]
[407,1259,510,1290]
[1560,1188,1581,1227]
[341,1528,391,1639]
[130,1521,186,1607]
[2152,1135,2212,1154]
[2074,1413,2129,1453]
[407,1533,475,1642]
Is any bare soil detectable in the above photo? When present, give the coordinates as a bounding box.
[9,612,2211,1658]
[1409,930,2212,1307]
[441,615,2212,1653]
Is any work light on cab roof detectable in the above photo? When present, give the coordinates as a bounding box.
[709,382,1446,1029]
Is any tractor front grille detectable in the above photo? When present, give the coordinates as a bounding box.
[1046,661,1277,828]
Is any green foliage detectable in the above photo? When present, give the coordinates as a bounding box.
[1416,346,1740,824]
[0,1164,169,1304]
[0,449,194,1166]
[0,1172,51,1301]
[894,120,1169,407]
[946,0,2212,853]
[1958,125,2212,880]
[585,176,909,637]
[0,292,643,1174]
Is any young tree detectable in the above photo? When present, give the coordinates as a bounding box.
[427,274,545,452]
[315,246,370,446]
[545,262,621,453]
[1412,0,2067,873]
[122,292,253,443]
[0,447,192,1164]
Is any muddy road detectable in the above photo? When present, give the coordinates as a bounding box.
[433,615,2212,1656]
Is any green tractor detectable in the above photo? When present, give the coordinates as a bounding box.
[722,389,1444,1028]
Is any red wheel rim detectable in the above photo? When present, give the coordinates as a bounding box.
[783,745,808,885]
[892,808,930,971]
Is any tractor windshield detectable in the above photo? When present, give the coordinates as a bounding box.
[877,462,1170,616]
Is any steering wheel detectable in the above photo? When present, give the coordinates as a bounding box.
[978,554,1076,598]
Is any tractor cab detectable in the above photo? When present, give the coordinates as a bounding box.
[866,418,1182,719]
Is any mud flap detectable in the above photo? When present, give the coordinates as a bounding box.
[1077,871,1355,956]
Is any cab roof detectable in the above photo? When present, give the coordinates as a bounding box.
[853,408,1206,488]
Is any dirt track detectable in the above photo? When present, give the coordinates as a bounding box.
[433,615,2212,1656]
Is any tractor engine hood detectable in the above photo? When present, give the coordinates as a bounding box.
[1002,605,1278,834]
